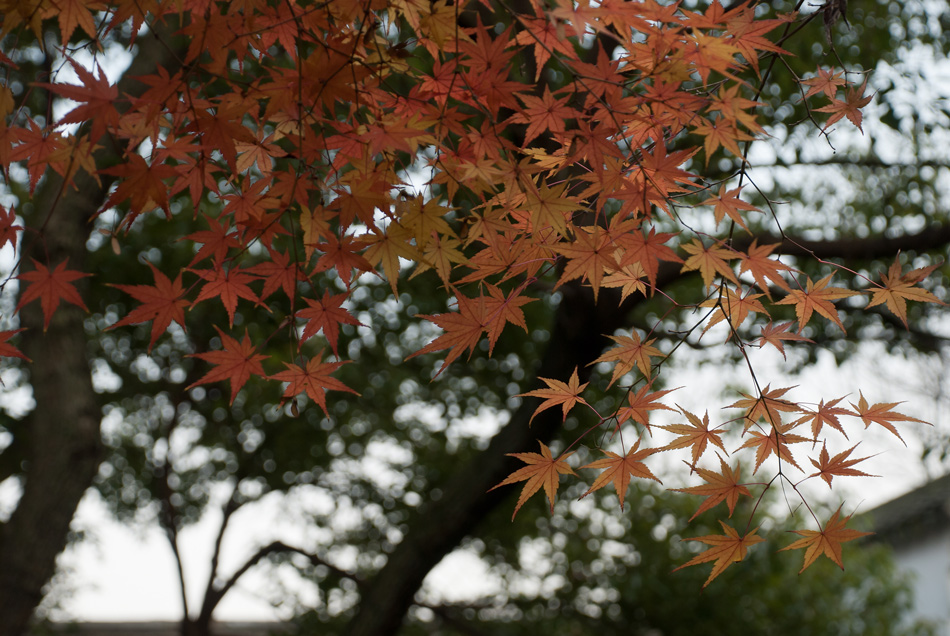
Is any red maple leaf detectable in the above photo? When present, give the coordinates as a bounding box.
[296,290,362,357]
[0,329,29,361]
[187,328,268,403]
[109,263,190,350]
[270,353,358,416]
[16,258,90,330]
[192,266,262,327]
[38,59,119,143]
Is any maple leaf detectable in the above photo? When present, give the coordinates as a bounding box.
[615,383,678,432]
[672,455,750,521]
[780,506,872,572]
[0,329,29,361]
[849,392,928,444]
[297,290,361,357]
[775,274,858,332]
[591,332,661,388]
[674,522,764,588]
[0,205,22,253]
[99,154,178,228]
[522,180,581,238]
[489,441,576,520]
[602,262,648,304]
[481,284,536,353]
[39,59,119,143]
[737,420,811,473]
[408,293,486,376]
[727,384,800,431]
[795,397,851,439]
[191,267,261,327]
[270,353,358,416]
[553,225,619,302]
[16,258,90,330]
[53,0,99,43]
[109,263,190,350]
[809,443,875,488]
[187,328,268,403]
[738,240,794,299]
[865,257,944,327]
[801,67,846,99]
[756,322,812,360]
[615,227,683,292]
[680,238,739,290]
[518,367,590,425]
[815,79,873,133]
[700,285,767,334]
[513,86,578,145]
[658,409,728,467]
[580,440,660,510]
[702,184,760,231]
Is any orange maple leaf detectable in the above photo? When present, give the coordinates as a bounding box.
[756,321,812,359]
[518,367,590,425]
[580,440,660,510]
[672,455,750,521]
[780,506,872,572]
[680,238,739,289]
[187,328,268,403]
[738,240,794,299]
[481,284,536,353]
[615,383,678,432]
[702,184,760,231]
[727,384,799,431]
[795,396,851,439]
[700,285,767,333]
[775,274,858,332]
[801,67,846,100]
[849,392,928,444]
[865,257,944,327]
[592,332,661,388]
[409,293,486,376]
[615,226,683,292]
[815,79,873,133]
[553,225,620,302]
[674,521,765,588]
[657,408,728,467]
[270,354,358,416]
[16,258,90,330]
[809,443,875,488]
[489,441,576,520]
[109,263,190,350]
[737,420,811,473]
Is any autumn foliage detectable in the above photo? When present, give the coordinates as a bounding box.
[0,0,942,588]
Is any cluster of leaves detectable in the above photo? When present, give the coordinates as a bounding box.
[0,0,943,589]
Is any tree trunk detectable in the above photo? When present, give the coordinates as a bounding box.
[0,25,184,634]
[344,282,625,636]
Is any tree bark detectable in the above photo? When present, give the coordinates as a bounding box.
[0,25,184,634]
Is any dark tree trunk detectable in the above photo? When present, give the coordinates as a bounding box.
[0,25,184,634]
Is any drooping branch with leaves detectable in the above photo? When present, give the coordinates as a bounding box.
[0,0,948,633]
